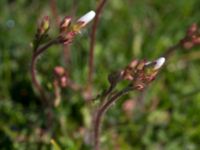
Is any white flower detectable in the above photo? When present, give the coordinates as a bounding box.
[154,57,165,70]
[77,10,96,26]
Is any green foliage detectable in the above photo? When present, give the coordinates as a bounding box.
[1,0,200,149]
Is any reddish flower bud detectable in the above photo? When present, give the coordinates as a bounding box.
[59,16,71,33]
[187,23,198,37]
[193,37,200,45]
[136,60,145,70]
[38,16,50,35]
[54,66,65,76]
[53,66,69,88]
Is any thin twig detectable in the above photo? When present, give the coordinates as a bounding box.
[62,0,78,69]
[88,0,107,89]
[50,0,60,26]
[161,43,181,58]
[31,38,60,105]
[94,86,134,150]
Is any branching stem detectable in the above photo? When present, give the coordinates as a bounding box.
[31,38,60,105]
[94,86,134,150]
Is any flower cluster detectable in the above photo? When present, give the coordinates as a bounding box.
[53,66,69,88]
[180,23,200,49]
[122,57,165,90]
[59,11,96,45]
[108,57,165,91]
[33,10,96,49]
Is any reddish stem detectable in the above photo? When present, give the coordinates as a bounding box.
[94,86,133,150]
[162,43,180,58]
[88,0,107,88]
[31,38,59,105]
[50,0,60,26]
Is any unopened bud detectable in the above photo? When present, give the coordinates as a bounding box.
[54,66,65,76]
[60,76,68,87]
[187,23,198,36]
[193,37,200,45]
[39,16,50,35]
[128,60,138,69]
[53,66,69,88]
[60,16,71,32]
[136,60,145,70]
[59,31,76,45]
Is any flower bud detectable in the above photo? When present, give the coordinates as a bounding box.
[60,16,71,33]
[187,23,198,36]
[136,60,145,70]
[54,66,65,76]
[39,16,50,35]
[53,66,69,88]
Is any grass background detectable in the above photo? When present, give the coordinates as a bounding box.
[1,0,200,149]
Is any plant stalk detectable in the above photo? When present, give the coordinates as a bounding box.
[94,86,133,150]
[31,38,59,105]
[88,0,107,89]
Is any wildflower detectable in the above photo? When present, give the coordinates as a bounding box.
[59,10,96,45]
[121,57,165,90]
[77,10,96,27]
[72,10,96,32]
[153,57,165,70]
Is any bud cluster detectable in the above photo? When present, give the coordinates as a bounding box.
[180,23,200,49]
[108,57,165,91]
[53,66,69,88]
[59,11,96,45]
[34,10,96,49]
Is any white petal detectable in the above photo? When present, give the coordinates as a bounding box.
[154,57,165,70]
[78,10,96,25]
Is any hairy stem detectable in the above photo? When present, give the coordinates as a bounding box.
[31,38,59,105]
[94,86,133,150]
[88,0,107,88]
[162,43,180,58]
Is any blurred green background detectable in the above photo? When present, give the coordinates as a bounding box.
[1,0,200,149]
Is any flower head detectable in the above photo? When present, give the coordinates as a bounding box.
[77,10,96,26]
[154,57,165,70]
[59,11,96,44]
[120,57,165,90]
[71,10,96,32]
